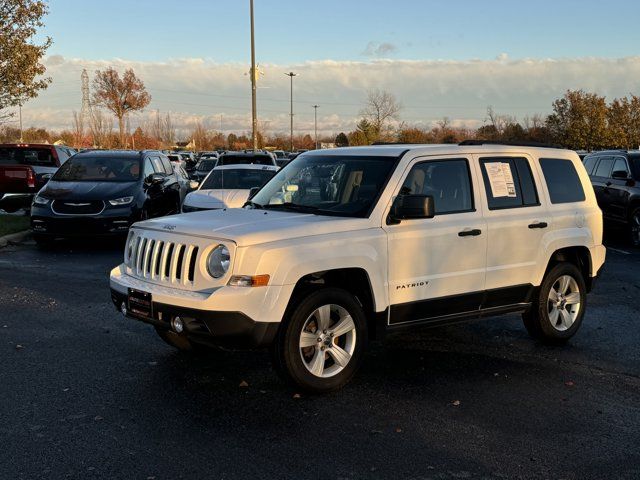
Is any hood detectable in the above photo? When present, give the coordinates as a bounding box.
[40,180,138,202]
[184,189,250,209]
[136,207,372,247]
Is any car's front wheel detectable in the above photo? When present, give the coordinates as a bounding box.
[522,262,586,344]
[271,288,368,393]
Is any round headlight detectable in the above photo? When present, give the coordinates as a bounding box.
[207,244,230,278]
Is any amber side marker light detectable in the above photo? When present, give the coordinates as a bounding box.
[228,274,270,287]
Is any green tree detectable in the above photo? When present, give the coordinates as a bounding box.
[335,132,349,147]
[0,0,51,122]
[546,90,609,151]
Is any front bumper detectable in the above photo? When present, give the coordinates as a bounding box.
[110,266,290,348]
[31,204,137,237]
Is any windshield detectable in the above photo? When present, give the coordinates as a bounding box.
[52,156,141,182]
[197,160,217,171]
[201,168,276,190]
[167,155,181,162]
[0,147,55,166]
[217,155,273,166]
[250,155,396,217]
[274,151,286,158]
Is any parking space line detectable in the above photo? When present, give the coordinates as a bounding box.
[607,247,631,255]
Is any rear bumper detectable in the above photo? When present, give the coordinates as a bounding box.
[0,193,33,211]
[109,288,279,348]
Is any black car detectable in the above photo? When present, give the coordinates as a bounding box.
[583,150,640,246]
[30,150,182,244]
[192,158,217,182]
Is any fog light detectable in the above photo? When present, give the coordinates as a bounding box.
[120,302,127,316]
[171,316,184,333]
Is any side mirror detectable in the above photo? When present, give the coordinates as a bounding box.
[189,180,199,190]
[389,194,435,224]
[611,170,629,180]
[248,186,260,199]
[145,173,165,185]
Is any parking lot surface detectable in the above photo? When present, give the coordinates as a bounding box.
[1,237,639,479]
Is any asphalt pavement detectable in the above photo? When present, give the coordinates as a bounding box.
[0,235,639,479]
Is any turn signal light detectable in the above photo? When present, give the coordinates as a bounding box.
[228,274,270,287]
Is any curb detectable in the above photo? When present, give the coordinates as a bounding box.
[0,230,31,248]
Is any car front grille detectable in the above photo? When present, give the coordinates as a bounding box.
[51,200,105,215]
[126,231,201,288]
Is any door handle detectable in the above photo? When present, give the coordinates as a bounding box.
[458,228,482,237]
[528,222,548,229]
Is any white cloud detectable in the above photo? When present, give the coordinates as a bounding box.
[10,55,640,137]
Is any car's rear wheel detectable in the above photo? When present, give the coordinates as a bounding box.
[522,262,586,344]
[629,206,640,247]
[270,288,367,393]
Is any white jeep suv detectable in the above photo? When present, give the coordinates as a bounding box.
[110,143,606,392]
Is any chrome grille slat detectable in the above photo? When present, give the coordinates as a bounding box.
[126,232,204,289]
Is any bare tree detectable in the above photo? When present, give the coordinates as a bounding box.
[160,112,175,146]
[71,111,84,148]
[92,67,151,147]
[89,109,112,148]
[360,88,402,140]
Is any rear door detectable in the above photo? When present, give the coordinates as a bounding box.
[591,156,614,218]
[0,146,57,193]
[474,154,549,303]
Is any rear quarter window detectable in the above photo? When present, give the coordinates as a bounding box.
[583,156,598,175]
[539,158,586,204]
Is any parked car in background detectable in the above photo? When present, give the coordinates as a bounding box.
[31,150,181,244]
[111,143,605,392]
[583,150,640,246]
[192,158,218,182]
[0,143,75,212]
[199,151,219,160]
[172,163,199,205]
[216,151,278,167]
[182,164,278,212]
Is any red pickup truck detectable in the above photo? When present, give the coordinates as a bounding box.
[0,144,76,212]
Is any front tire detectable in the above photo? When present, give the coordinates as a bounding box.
[271,288,368,393]
[522,262,586,344]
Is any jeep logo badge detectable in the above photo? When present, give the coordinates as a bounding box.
[162,224,176,231]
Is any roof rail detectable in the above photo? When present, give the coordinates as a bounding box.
[459,140,563,149]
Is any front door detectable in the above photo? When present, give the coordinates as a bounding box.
[384,156,487,325]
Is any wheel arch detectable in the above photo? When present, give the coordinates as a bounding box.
[284,268,382,340]
[544,246,593,292]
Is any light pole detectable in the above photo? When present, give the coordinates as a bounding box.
[312,105,319,150]
[18,102,23,143]
[285,72,297,151]
[249,0,258,151]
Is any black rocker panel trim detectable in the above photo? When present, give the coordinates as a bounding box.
[389,284,534,326]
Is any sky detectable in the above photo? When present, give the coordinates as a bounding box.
[13,0,640,137]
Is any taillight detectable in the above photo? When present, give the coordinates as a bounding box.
[26,168,36,188]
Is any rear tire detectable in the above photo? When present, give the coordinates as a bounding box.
[270,288,368,393]
[522,262,586,344]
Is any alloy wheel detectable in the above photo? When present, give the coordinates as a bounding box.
[299,304,357,378]
[547,275,581,331]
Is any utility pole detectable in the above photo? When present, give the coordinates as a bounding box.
[285,71,297,151]
[313,105,319,150]
[250,0,258,151]
[18,102,23,143]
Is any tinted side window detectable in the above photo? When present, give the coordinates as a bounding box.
[150,157,165,173]
[401,159,473,214]
[583,156,598,175]
[594,157,614,177]
[480,157,538,210]
[539,158,586,204]
[160,156,173,174]
[612,157,629,177]
[143,159,155,178]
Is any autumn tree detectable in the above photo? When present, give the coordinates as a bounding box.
[92,67,151,147]
[546,90,609,151]
[0,0,51,122]
[360,88,402,141]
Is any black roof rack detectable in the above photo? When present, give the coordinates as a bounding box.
[459,140,563,149]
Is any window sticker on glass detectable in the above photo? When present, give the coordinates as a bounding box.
[485,162,516,197]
